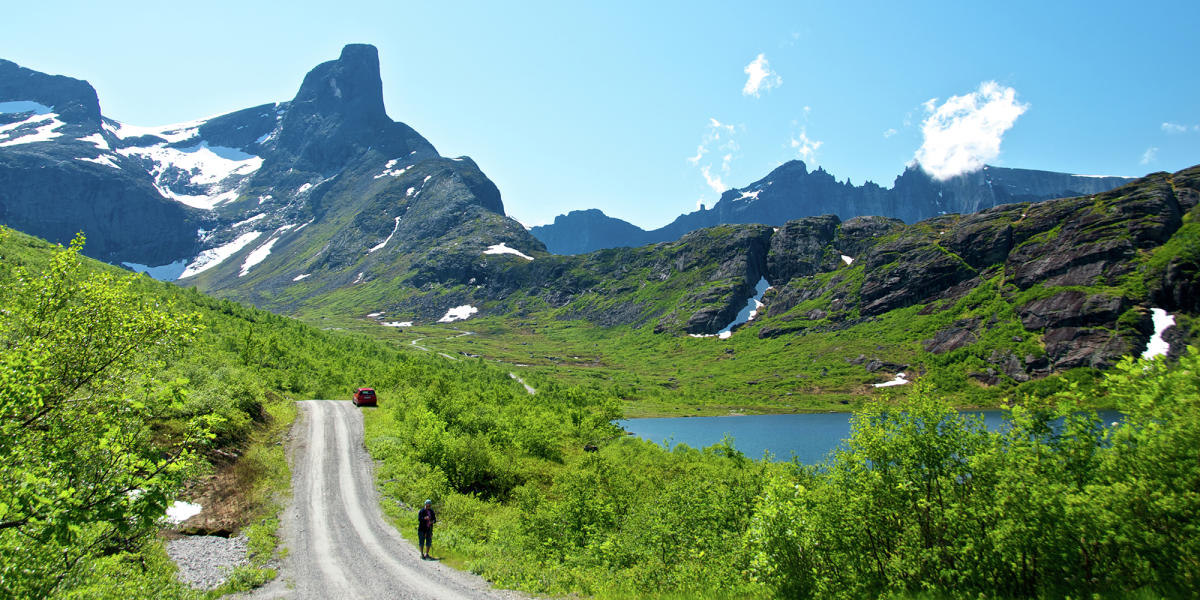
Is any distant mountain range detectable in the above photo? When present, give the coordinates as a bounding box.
[530,161,1134,254]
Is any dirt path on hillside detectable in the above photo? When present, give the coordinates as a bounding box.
[238,400,524,600]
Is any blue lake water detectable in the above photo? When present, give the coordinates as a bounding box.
[617,410,1123,464]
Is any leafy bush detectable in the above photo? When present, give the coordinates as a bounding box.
[749,349,1200,598]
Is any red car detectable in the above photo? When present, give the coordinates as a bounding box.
[352,387,377,407]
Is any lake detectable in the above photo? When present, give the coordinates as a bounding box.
[617,410,1124,464]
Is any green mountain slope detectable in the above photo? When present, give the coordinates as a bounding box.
[298,166,1199,414]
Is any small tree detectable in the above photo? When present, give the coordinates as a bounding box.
[0,233,207,597]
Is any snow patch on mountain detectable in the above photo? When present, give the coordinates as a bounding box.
[0,111,66,147]
[115,140,262,210]
[874,373,910,388]
[181,231,263,278]
[483,243,533,260]
[717,277,770,337]
[233,213,266,228]
[78,133,109,150]
[239,237,279,276]
[76,155,121,169]
[110,119,203,144]
[1141,308,1175,360]
[368,217,401,253]
[374,159,408,179]
[438,305,478,323]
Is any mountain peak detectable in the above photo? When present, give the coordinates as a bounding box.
[270,44,436,174]
[292,43,386,123]
[0,59,101,131]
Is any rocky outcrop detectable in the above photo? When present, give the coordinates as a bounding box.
[0,59,101,132]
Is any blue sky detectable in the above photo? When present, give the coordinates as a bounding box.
[3,1,1197,229]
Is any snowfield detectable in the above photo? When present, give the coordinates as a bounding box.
[374,159,408,179]
[76,155,121,169]
[483,243,533,260]
[0,111,66,147]
[116,141,263,210]
[239,237,280,276]
[180,231,263,278]
[164,501,203,525]
[873,373,910,388]
[1141,308,1175,360]
[438,305,478,323]
[368,217,401,253]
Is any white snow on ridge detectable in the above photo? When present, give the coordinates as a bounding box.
[381,321,413,327]
[297,183,312,195]
[0,101,53,115]
[293,273,311,281]
[438,305,478,323]
[111,119,203,144]
[841,254,855,265]
[78,133,109,150]
[233,213,266,228]
[737,190,761,201]
[368,217,401,253]
[1141,308,1175,360]
[76,155,121,169]
[374,159,408,179]
[180,231,262,278]
[0,112,66,147]
[122,259,187,281]
[116,141,263,210]
[239,237,280,277]
[874,372,910,388]
[483,243,533,260]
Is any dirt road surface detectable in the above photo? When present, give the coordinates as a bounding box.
[242,400,523,600]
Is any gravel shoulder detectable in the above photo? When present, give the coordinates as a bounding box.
[236,400,525,600]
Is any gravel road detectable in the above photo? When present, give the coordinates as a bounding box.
[240,400,523,600]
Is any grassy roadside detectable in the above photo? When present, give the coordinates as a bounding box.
[55,394,298,599]
[211,394,299,593]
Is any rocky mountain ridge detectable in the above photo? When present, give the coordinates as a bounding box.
[0,45,542,292]
[531,160,1134,255]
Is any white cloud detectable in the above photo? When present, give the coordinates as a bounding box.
[700,165,726,194]
[742,54,782,97]
[883,128,898,138]
[688,118,740,199]
[1141,147,1158,165]
[790,129,823,163]
[1162,122,1189,134]
[709,117,734,133]
[914,81,1029,180]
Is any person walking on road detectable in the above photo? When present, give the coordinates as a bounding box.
[418,499,437,559]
